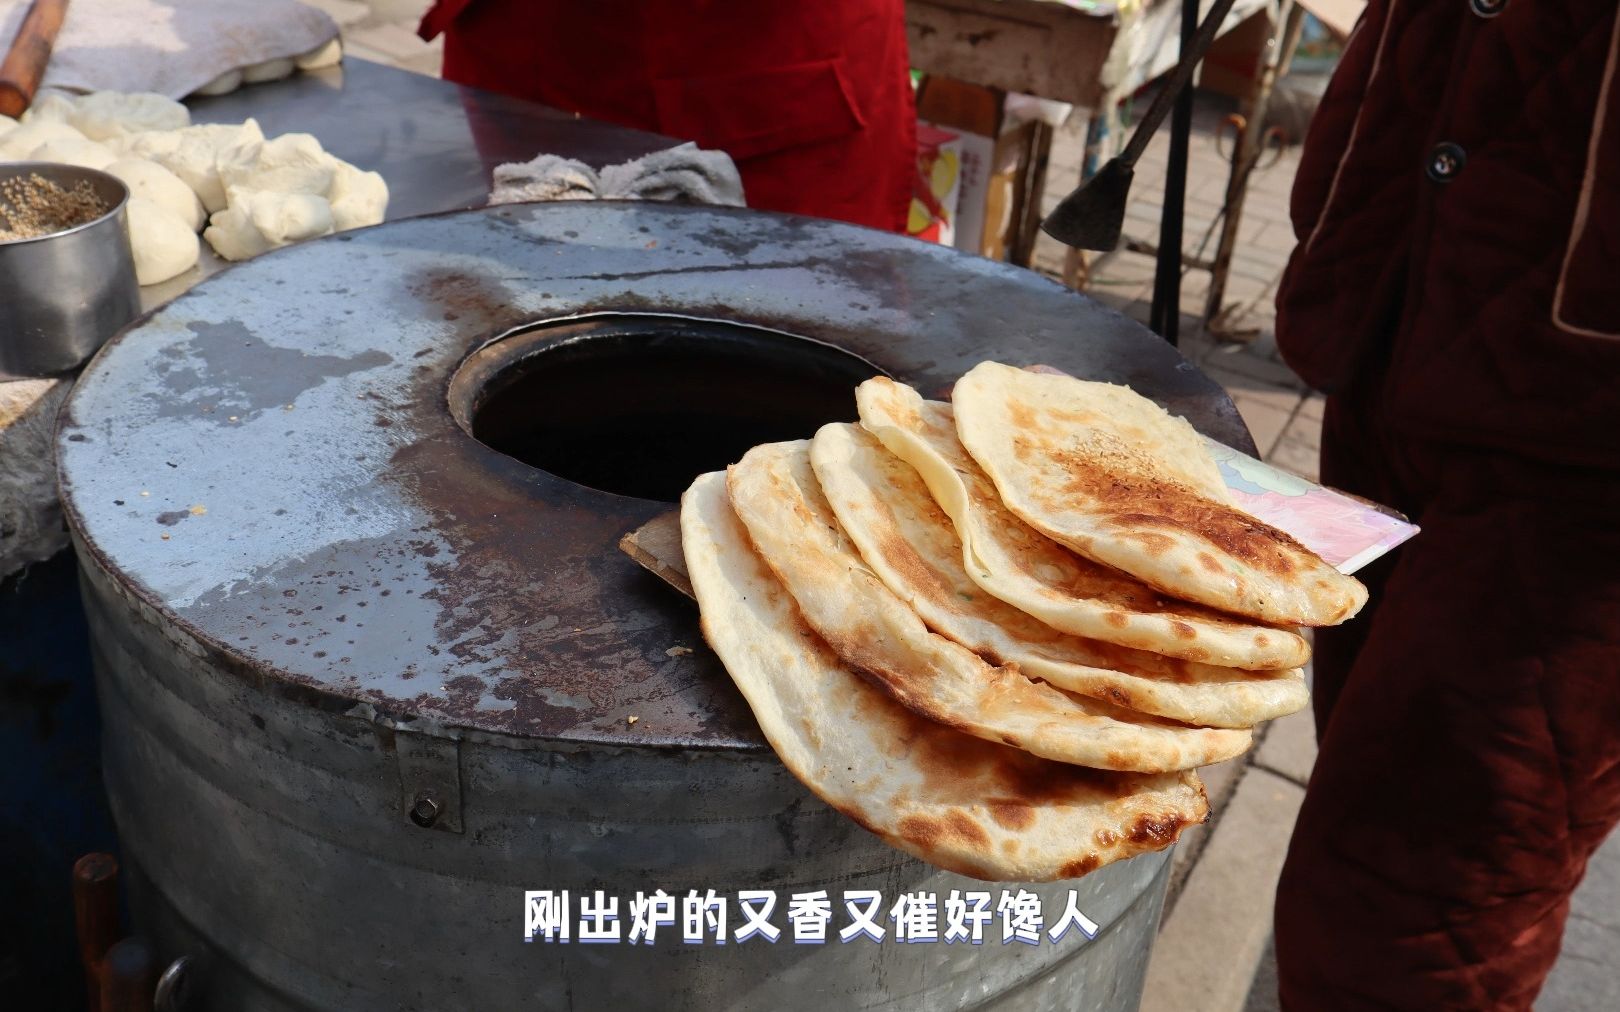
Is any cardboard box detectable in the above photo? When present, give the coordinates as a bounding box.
[915,75,1038,259]
[907,121,963,245]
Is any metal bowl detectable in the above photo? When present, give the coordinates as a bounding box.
[0,162,140,379]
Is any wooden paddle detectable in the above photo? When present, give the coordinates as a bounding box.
[619,510,693,599]
[0,0,71,118]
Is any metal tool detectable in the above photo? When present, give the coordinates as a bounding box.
[0,0,71,118]
[1149,0,1204,345]
[0,162,139,378]
[1040,0,1242,252]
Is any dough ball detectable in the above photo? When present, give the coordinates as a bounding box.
[28,136,118,169]
[326,159,388,230]
[242,58,295,84]
[218,132,333,196]
[245,190,334,244]
[295,39,343,71]
[126,197,200,286]
[0,120,86,160]
[192,70,244,98]
[117,129,180,161]
[201,202,270,261]
[204,187,333,261]
[128,118,264,213]
[19,91,77,124]
[104,157,206,232]
[71,91,190,142]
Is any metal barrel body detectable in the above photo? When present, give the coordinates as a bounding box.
[83,550,1171,1010]
[59,205,1246,1011]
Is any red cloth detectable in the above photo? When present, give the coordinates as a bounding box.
[419,0,916,233]
[1275,0,1620,468]
[1275,2,1620,1005]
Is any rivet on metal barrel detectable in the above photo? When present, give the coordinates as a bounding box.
[408,793,440,829]
[58,204,1250,1010]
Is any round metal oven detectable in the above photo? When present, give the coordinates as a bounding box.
[57,203,1250,1010]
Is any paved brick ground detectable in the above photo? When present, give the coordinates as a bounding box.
[302,0,444,77]
[1033,93,1326,483]
[304,6,1617,1007]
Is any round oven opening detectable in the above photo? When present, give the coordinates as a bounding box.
[451,315,886,503]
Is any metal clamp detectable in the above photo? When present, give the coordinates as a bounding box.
[392,727,465,834]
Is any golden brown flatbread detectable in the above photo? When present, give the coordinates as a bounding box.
[856,377,1311,669]
[681,470,1209,881]
[952,362,1367,626]
[809,422,1309,728]
[727,440,1252,772]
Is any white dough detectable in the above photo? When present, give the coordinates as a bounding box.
[248,191,334,244]
[218,132,334,196]
[79,106,390,259]
[19,91,77,124]
[28,137,118,169]
[204,187,333,261]
[193,70,244,98]
[0,120,85,160]
[104,158,206,232]
[71,92,189,142]
[0,114,17,137]
[202,203,271,261]
[72,91,188,143]
[242,58,296,84]
[116,130,178,162]
[127,119,264,213]
[295,39,343,71]
[326,159,389,230]
[127,197,200,285]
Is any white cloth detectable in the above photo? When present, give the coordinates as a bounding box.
[0,379,71,578]
[489,143,746,208]
[0,0,338,100]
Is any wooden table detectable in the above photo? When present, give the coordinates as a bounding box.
[904,0,1271,267]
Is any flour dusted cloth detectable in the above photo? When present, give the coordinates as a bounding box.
[0,379,71,578]
[0,0,338,100]
[488,143,745,208]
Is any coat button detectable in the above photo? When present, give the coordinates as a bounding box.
[1470,0,1506,17]
[1427,142,1466,182]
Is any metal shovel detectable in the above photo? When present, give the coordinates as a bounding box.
[1041,0,1242,251]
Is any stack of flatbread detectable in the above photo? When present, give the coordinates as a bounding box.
[679,361,1367,882]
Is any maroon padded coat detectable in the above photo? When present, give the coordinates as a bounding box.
[1275,4,1620,1007]
[1276,0,1620,468]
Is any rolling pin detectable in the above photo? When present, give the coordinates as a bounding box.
[0,0,71,118]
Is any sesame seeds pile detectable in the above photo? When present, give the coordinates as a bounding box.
[0,173,110,242]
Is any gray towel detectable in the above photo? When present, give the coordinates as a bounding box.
[489,143,745,208]
[0,378,71,579]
